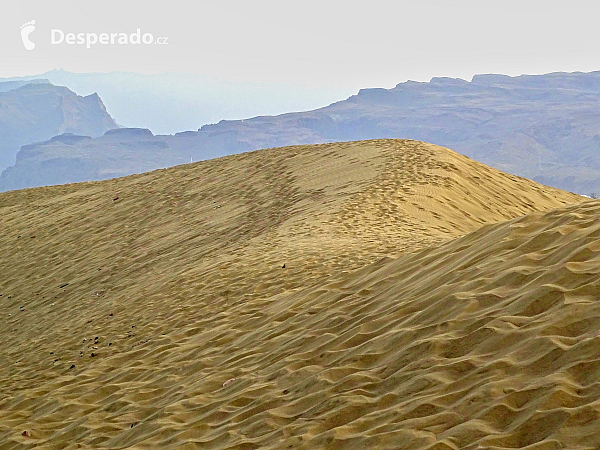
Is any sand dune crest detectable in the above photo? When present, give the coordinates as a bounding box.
[0,139,590,448]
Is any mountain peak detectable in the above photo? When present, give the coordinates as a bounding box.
[0,82,117,174]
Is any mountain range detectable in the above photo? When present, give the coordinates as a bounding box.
[1,70,354,135]
[3,71,600,193]
[0,80,117,173]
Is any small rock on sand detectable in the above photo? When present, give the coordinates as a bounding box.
[222,378,236,387]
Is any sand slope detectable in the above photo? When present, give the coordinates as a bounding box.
[0,139,588,448]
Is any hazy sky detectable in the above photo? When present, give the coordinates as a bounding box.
[2,0,600,90]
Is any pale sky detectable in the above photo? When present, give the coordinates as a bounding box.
[2,0,600,90]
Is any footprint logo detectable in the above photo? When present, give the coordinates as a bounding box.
[20,20,36,51]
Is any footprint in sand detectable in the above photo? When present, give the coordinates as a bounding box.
[20,20,36,51]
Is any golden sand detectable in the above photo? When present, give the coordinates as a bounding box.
[0,139,591,448]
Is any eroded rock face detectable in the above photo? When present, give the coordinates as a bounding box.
[0,128,175,191]
[0,81,118,173]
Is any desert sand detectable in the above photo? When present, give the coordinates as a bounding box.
[0,139,594,448]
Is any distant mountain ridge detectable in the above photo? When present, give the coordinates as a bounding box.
[1,69,354,135]
[0,129,174,191]
[3,71,600,193]
[0,79,49,93]
[0,81,118,172]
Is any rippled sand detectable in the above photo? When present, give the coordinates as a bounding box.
[0,139,588,448]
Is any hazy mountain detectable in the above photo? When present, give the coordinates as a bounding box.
[0,81,118,172]
[0,79,49,93]
[0,129,183,191]
[2,70,355,135]
[4,71,600,193]
[168,70,600,195]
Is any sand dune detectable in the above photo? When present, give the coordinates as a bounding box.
[0,139,589,448]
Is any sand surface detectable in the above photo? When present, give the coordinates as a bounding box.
[0,139,591,448]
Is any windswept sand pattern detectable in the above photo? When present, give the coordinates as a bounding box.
[0,139,588,449]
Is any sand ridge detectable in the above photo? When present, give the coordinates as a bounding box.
[0,139,587,448]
